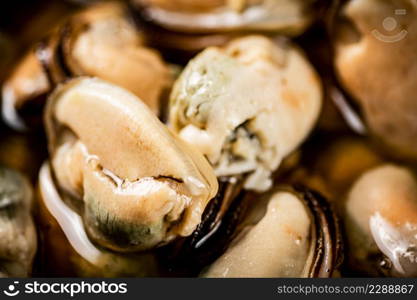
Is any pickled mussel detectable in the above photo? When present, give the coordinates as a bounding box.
[169,35,322,192]
[3,0,417,280]
[333,0,417,160]
[0,166,36,277]
[160,35,322,274]
[43,77,218,252]
[169,34,322,186]
[283,136,384,204]
[345,164,417,277]
[2,1,171,130]
[134,0,317,34]
[203,187,342,277]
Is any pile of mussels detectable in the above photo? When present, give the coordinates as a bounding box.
[0,0,416,277]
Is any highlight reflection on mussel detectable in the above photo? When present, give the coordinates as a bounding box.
[0,166,36,277]
[203,187,342,277]
[333,0,417,160]
[169,35,322,192]
[43,77,218,257]
[345,164,417,277]
[2,1,171,130]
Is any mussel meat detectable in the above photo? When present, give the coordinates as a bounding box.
[333,0,417,160]
[0,166,37,277]
[169,35,322,192]
[134,0,318,35]
[43,77,218,253]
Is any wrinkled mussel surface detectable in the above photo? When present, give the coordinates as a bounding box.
[1,0,417,278]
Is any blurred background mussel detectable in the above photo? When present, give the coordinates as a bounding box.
[202,186,342,278]
[37,77,218,276]
[2,1,172,131]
